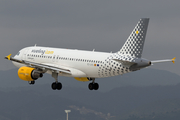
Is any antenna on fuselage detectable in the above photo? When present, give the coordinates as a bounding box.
[93,49,95,52]
[34,44,37,47]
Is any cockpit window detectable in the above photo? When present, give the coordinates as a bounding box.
[16,52,20,56]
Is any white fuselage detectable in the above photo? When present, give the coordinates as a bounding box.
[13,46,131,78]
[6,18,173,90]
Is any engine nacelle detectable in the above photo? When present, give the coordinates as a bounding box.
[18,66,43,81]
[74,77,90,82]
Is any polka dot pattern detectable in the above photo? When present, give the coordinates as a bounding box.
[118,18,149,58]
[98,53,135,77]
[97,18,149,77]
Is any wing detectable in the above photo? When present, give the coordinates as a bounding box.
[5,54,71,74]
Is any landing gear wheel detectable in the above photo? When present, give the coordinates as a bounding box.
[88,83,99,90]
[29,81,35,85]
[56,82,62,90]
[94,83,99,90]
[51,82,62,90]
[88,83,94,90]
[51,82,57,90]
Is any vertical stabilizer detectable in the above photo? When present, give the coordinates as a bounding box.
[118,18,149,58]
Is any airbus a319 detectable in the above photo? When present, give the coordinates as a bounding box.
[5,18,176,90]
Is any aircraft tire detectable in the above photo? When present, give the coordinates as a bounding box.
[57,82,62,90]
[88,83,94,90]
[51,82,57,90]
[94,83,99,90]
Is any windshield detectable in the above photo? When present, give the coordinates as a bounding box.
[16,52,20,56]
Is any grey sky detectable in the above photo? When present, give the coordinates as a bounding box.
[1,0,180,75]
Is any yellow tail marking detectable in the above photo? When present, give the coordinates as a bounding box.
[7,54,12,60]
[136,30,139,34]
[172,57,176,64]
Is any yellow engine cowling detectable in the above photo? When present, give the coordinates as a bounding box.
[18,66,42,81]
[74,77,90,82]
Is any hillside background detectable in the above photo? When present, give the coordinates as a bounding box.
[0,68,180,120]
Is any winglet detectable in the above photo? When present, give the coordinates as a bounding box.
[6,54,12,60]
[172,57,176,63]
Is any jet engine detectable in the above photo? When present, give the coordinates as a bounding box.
[18,66,43,81]
[74,77,89,82]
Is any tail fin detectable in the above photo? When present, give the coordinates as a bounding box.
[118,18,149,58]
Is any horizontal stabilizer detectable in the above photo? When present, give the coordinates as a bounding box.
[151,57,176,64]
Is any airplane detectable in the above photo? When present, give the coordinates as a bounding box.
[5,18,176,90]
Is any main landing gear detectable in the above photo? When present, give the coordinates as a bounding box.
[88,78,99,90]
[51,82,62,90]
[51,71,62,90]
[28,72,99,91]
